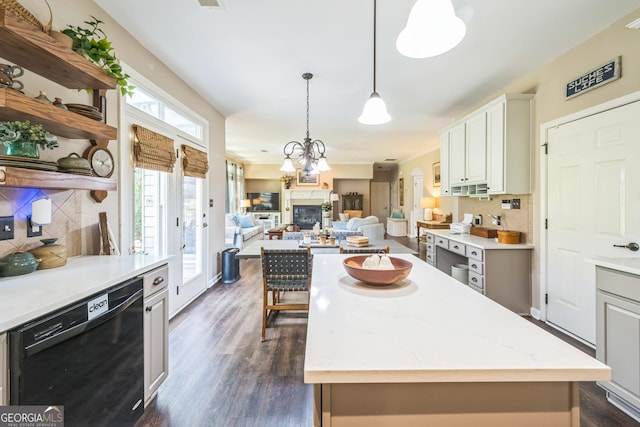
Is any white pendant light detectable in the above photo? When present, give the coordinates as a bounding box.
[359,0,390,125]
[396,0,466,59]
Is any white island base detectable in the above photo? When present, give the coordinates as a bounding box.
[314,382,579,426]
[305,254,609,427]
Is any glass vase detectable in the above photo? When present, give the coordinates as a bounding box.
[3,141,40,159]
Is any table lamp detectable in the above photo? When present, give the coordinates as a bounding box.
[240,199,251,214]
[420,197,436,221]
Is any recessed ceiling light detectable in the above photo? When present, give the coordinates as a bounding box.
[260,149,267,153]
[384,158,397,162]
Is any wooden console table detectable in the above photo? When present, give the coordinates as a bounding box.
[267,229,284,240]
[416,220,450,242]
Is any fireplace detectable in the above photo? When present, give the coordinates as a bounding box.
[293,205,322,230]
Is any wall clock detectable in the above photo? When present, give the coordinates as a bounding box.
[88,147,114,178]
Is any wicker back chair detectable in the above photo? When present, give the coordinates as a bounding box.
[260,247,313,341]
[339,245,390,254]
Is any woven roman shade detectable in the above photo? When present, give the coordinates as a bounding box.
[182,145,209,179]
[132,125,176,173]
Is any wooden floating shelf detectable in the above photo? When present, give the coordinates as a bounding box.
[0,8,116,90]
[0,166,116,191]
[0,88,117,140]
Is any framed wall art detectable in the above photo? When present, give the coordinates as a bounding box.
[296,170,319,186]
[399,177,404,206]
[433,162,441,187]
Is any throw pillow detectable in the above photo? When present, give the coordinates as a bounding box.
[338,213,350,222]
[332,221,347,230]
[391,212,405,219]
[237,214,255,228]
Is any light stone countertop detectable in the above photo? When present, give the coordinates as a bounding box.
[586,256,640,276]
[304,254,609,384]
[0,254,170,332]
[427,229,534,250]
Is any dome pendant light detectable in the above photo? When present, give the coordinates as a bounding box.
[396,0,466,59]
[359,0,391,125]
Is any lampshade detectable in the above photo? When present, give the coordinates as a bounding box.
[240,199,251,208]
[420,197,436,209]
[330,193,340,202]
[396,0,466,59]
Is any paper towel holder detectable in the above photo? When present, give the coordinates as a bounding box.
[27,197,52,237]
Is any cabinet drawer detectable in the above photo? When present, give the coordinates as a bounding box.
[468,271,484,289]
[449,241,466,256]
[466,246,484,261]
[468,282,485,295]
[435,237,449,249]
[426,242,435,253]
[426,234,435,243]
[468,259,484,274]
[426,252,435,265]
[142,264,169,297]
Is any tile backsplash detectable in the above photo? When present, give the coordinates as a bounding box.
[0,188,81,258]
[457,195,532,244]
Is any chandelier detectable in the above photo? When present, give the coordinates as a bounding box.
[280,73,330,176]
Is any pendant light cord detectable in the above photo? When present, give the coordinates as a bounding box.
[373,0,377,93]
[306,76,310,139]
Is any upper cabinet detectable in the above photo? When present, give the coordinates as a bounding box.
[440,94,533,197]
[0,8,118,191]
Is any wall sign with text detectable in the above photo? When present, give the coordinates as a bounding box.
[566,57,620,99]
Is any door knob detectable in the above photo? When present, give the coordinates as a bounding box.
[613,242,639,251]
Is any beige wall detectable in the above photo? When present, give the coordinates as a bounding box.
[398,8,640,311]
[0,1,226,283]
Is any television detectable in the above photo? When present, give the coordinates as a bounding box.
[246,192,280,212]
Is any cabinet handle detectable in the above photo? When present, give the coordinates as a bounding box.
[472,277,477,282]
[153,277,165,286]
[146,306,152,312]
[471,251,477,255]
[453,245,459,249]
[471,264,477,268]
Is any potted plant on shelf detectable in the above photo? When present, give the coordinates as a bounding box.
[62,16,134,96]
[0,121,58,159]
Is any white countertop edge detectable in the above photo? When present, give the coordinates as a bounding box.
[0,254,171,332]
[586,256,640,276]
[428,229,534,250]
[304,367,611,384]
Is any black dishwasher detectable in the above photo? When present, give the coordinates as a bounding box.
[9,277,144,427]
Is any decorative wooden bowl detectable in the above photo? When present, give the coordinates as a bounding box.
[342,256,413,286]
[497,230,521,244]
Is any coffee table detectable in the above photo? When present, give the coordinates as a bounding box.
[267,229,284,240]
[236,239,417,259]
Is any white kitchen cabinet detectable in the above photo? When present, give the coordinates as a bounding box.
[596,267,640,421]
[440,94,533,197]
[486,95,534,195]
[0,332,6,405]
[143,265,169,406]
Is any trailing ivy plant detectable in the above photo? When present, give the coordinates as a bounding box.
[62,16,135,96]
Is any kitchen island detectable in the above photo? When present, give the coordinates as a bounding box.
[304,254,610,426]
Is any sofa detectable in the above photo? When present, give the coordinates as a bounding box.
[331,215,385,241]
[225,213,264,248]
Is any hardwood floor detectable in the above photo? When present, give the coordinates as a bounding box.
[135,235,638,427]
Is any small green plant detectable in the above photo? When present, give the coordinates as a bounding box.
[0,121,58,149]
[62,16,134,96]
[321,201,332,212]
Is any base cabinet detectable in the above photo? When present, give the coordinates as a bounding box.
[143,266,169,406]
[596,267,640,421]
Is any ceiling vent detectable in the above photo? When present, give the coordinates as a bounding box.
[197,0,224,7]
[626,17,640,29]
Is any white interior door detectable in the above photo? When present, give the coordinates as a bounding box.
[370,182,390,224]
[547,101,640,344]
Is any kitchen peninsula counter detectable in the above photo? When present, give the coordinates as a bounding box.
[0,254,169,332]
[304,254,610,426]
